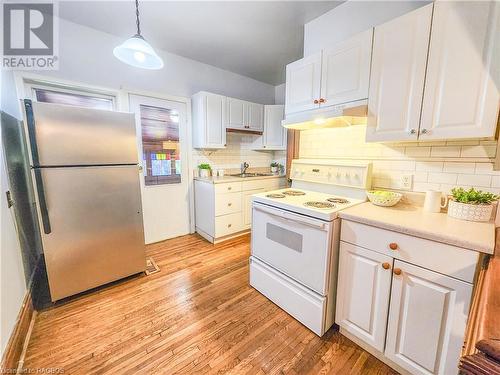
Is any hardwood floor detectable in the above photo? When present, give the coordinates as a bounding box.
[23,234,398,374]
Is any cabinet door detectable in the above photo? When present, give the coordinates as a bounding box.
[285,52,322,114]
[366,4,432,142]
[205,93,226,147]
[247,102,264,131]
[226,97,247,129]
[242,188,265,227]
[385,260,473,375]
[263,105,286,150]
[320,29,372,107]
[420,1,500,140]
[336,242,393,352]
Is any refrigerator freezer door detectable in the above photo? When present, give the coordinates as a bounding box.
[27,101,138,166]
[36,165,146,301]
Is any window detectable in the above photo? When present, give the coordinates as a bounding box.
[33,88,114,110]
[139,104,181,185]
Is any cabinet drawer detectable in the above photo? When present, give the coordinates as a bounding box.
[215,192,242,216]
[215,182,242,194]
[340,220,478,283]
[215,212,242,237]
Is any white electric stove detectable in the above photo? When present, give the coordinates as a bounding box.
[249,159,372,336]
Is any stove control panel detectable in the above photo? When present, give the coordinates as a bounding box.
[290,160,372,189]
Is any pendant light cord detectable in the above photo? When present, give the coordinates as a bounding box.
[135,0,141,36]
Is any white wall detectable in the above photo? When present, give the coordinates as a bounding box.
[274,83,285,105]
[43,19,275,104]
[303,1,429,56]
[0,70,27,355]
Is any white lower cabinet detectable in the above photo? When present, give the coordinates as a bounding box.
[385,260,473,375]
[337,219,477,375]
[194,178,285,243]
[336,242,392,352]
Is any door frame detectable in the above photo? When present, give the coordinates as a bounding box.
[14,73,195,234]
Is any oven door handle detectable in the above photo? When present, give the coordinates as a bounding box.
[253,204,327,230]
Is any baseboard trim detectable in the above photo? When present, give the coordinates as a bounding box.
[0,290,35,372]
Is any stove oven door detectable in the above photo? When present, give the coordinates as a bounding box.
[251,202,334,295]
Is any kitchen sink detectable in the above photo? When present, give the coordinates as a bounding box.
[229,173,274,178]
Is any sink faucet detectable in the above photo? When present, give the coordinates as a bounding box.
[241,162,249,174]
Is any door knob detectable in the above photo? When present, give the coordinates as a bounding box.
[228,187,232,190]
[228,203,232,207]
[382,262,391,270]
[389,243,398,250]
[409,129,416,135]
[313,99,319,104]
[420,128,428,134]
[227,224,232,228]
[393,268,402,276]
[319,98,326,103]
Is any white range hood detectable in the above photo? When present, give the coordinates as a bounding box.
[282,99,368,130]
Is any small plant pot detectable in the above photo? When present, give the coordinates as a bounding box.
[271,166,278,174]
[199,169,210,178]
[447,200,493,222]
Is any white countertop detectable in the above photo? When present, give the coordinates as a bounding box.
[339,202,495,254]
[194,174,286,184]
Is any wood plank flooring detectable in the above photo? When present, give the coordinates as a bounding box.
[23,234,398,374]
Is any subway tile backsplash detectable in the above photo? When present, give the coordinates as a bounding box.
[299,125,500,194]
[192,133,286,172]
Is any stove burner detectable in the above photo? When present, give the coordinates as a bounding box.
[266,193,286,198]
[327,197,350,204]
[283,190,306,196]
[304,201,336,209]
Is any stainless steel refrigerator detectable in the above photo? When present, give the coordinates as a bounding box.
[22,99,146,302]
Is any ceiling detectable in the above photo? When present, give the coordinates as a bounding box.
[59,1,343,85]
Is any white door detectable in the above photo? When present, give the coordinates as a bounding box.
[226,97,246,130]
[385,260,473,375]
[420,1,500,140]
[336,242,393,352]
[285,52,322,114]
[366,4,433,142]
[320,29,372,107]
[247,102,264,131]
[129,94,191,244]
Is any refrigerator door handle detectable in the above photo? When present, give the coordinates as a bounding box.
[34,168,51,234]
[24,99,41,167]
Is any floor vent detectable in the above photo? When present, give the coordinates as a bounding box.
[145,257,160,276]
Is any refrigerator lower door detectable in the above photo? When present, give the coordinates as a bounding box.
[35,165,146,301]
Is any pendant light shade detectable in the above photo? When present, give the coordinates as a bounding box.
[113,0,164,70]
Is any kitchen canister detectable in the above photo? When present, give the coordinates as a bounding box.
[423,190,448,213]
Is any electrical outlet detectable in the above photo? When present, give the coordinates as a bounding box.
[400,174,413,190]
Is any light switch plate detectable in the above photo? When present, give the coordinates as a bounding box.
[400,174,413,190]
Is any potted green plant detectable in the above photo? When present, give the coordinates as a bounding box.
[270,162,283,174]
[448,187,499,222]
[198,163,211,178]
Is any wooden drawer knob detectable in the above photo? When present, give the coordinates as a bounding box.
[228,187,232,190]
[227,224,232,228]
[393,268,402,276]
[382,262,391,270]
[313,99,319,104]
[389,243,398,250]
[228,203,232,207]
[319,98,326,103]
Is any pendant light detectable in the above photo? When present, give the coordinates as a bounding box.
[113,0,164,69]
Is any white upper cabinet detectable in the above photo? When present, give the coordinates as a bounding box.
[226,97,264,132]
[285,52,322,114]
[336,242,392,352]
[366,4,433,142]
[321,29,372,107]
[247,102,264,131]
[226,97,247,130]
[419,1,500,140]
[253,105,286,150]
[385,260,473,375]
[192,91,226,149]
